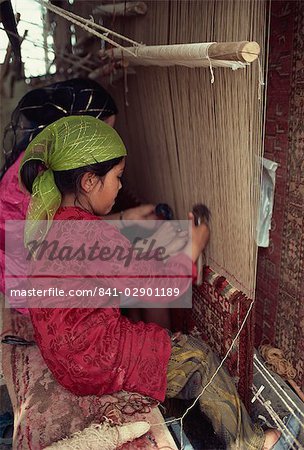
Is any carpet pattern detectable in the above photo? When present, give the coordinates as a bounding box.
[172,266,254,409]
[255,0,304,389]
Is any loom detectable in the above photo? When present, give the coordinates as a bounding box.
[97,0,266,405]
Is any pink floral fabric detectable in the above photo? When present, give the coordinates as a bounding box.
[1,302,172,449]
[0,153,30,314]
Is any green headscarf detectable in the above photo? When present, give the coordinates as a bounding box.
[19,115,127,246]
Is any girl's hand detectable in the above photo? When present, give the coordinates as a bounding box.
[135,211,209,262]
[182,212,210,262]
[123,204,157,220]
[148,221,180,247]
[135,222,185,254]
[123,204,158,229]
[163,230,189,255]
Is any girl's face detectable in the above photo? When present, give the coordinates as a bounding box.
[87,158,125,216]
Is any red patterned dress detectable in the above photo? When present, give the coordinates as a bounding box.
[29,206,194,402]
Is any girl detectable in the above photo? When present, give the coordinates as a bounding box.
[0,78,156,308]
[19,116,296,450]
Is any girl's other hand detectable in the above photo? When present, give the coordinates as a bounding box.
[182,212,210,262]
[149,221,180,248]
[190,212,210,261]
[123,204,158,229]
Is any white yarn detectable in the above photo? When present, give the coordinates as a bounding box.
[44,421,150,450]
[110,43,249,70]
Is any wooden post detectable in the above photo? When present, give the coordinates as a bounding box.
[208,41,260,63]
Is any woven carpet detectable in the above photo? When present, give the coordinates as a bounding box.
[171,266,254,409]
[255,0,304,390]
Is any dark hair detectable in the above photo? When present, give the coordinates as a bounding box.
[20,157,123,196]
[1,78,118,177]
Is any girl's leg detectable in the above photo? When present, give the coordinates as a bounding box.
[122,308,142,322]
[142,308,171,328]
[122,307,171,328]
[166,335,265,450]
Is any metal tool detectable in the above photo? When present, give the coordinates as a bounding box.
[192,203,211,286]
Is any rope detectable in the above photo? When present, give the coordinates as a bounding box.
[259,345,298,380]
[205,42,215,83]
[36,0,141,56]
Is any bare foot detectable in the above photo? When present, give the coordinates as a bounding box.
[263,429,281,450]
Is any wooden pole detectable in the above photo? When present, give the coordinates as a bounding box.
[105,41,260,66]
[208,41,260,63]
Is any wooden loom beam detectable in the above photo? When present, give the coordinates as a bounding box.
[208,41,260,63]
[104,41,260,66]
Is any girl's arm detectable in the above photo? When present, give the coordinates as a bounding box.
[94,217,208,305]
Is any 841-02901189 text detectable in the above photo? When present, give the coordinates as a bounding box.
[9,287,181,298]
